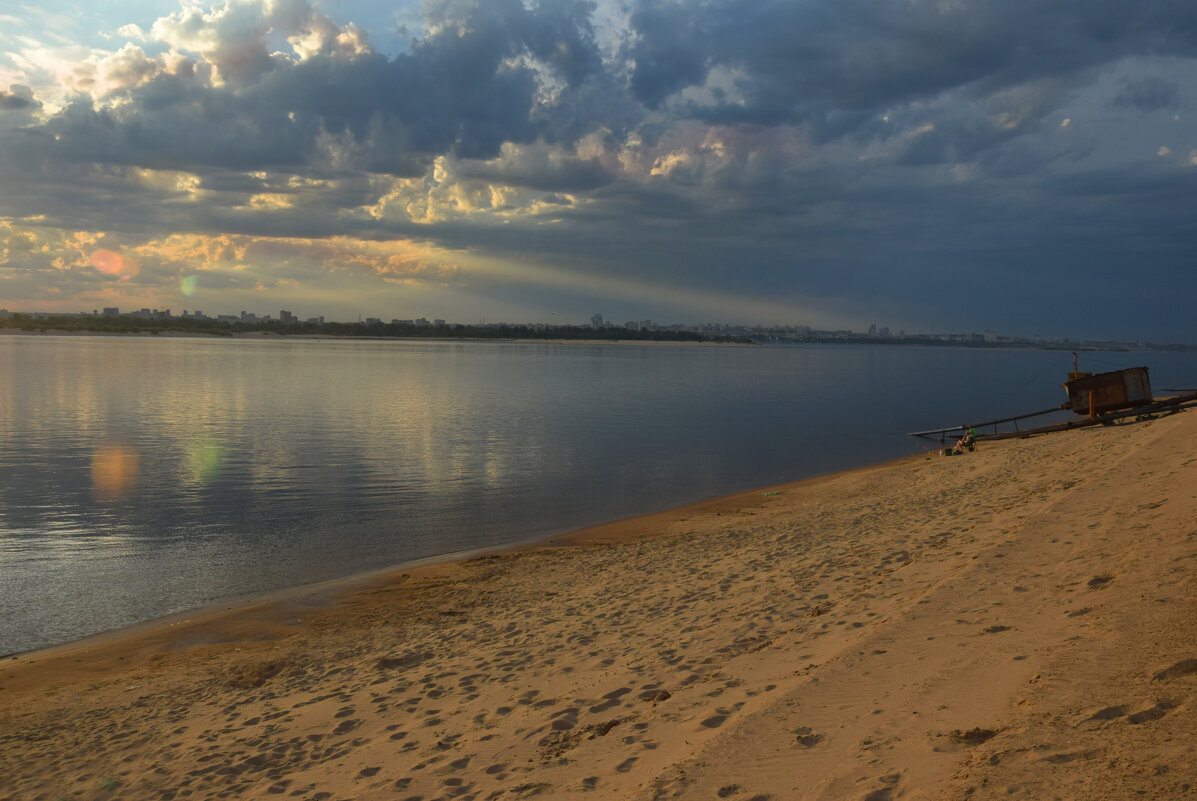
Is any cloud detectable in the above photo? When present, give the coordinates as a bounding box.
[0,84,38,110]
[456,141,614,191]
[626,2,709,109]
[2,0,614,182]
[73,43,162,97]
[4,0,1197,338]
[1111,75,1181,112]
[24,0,1192,194]
[624,0,1197,136]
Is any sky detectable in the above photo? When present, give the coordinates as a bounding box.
[2,0,1197,340]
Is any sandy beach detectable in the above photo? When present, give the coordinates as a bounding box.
[2,409,1194,801]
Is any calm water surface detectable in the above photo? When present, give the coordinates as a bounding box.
[3,335,1196,654]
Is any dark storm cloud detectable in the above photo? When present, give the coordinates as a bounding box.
[1111,76,1181,112]
[535,72,647,145]
[457,152,612,191]
[888,88,1081,170]
[1,86,38,110]
[626,3,710,109]
[626,0,1197,131]
[13,0,1193,201]
[38,91,314,172]
[269,0,605,165]
[9,0,606,179]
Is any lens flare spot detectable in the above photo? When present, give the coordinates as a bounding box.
[90,249,140,280]
[183,440,224,484]
[90,249,124,275]
[180,275,198,296]
[92,446,140,499]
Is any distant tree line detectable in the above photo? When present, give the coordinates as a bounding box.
[0,313,750,344]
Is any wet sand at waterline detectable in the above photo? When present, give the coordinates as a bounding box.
[2,410,1195,801]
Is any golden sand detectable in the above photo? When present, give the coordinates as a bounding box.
[2,410,1195,800]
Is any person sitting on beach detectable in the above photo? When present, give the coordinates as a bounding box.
[953,428,976,454]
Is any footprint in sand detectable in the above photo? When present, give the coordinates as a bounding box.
[1042,749,1100,764]
[793,726,823,747]
[331,719,361,736]
[1127,701,1174,724]
[1083,705,1127,723]
[550,708,580,730]
[590,688,632,713]
[1153,658,1197,681]
[947,727,997,745]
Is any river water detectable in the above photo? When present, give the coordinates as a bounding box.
[3,335,1195,654]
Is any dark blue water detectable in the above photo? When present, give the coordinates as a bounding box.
[3,335,1195,654]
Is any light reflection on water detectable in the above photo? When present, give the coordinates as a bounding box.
[3,335,1197,654]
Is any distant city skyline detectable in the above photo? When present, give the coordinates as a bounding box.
[6,304,1193,349]
[4,1,1197,342]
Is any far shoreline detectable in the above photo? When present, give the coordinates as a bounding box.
[3,327,1181,353]
[0,328,754,347]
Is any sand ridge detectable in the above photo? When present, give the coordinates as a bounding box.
[1,410,1194,800]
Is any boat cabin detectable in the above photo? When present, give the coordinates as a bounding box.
[1063,366,1152,417]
